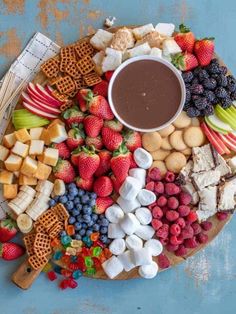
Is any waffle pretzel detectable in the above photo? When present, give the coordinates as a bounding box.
[74,40,94,58]
[55,76,76,95]
[51,203,69,222]
[34,223,46,234]
[48,221,64,239]
[60,100,74,112]
[34,232,51,251]
[48,76,62,86]
[51,89,69,103]
[41,58,59,78]
[60,57,70,72]
[28,254,48,270]
[65,59,81,79]
[83,71,102,86]
[23,233,36,256]
[67,89,77,98]
[60,45,76,60]
[34,245,52,258]
[73,77,85,90]
[77,55,95,75]
[37,210,58,230]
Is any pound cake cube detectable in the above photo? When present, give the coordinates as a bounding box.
[14,128,31,143]
[42,148,58,166]
[5,154,22,171]
[0,145,9,161]
[48,124,68,143]
[19,174,37,185]
[0,170,14,184]
[29,140,44,155]
[20,156,38,177]
[3,133,16,148]
[12,141,29,158]
[29,127,44,140]
[40,129,51,146]
[34,161,52,180]
[3,184,18,199]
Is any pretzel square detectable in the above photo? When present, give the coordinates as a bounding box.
[60,45,76,60]
[67,89,77,98]
[83,71,102,86]
[65,59,81,78]
[73,77,85,90]
[23,233,36,256]
[34,232,51,251]
[55,76,76,95]
[74,41,94,58]
[41,58,59,78]
[48,221,64,239]
[34,246,52,258]
[35,223,46,234]
[60,57,70,72]
[37,210,58,230]
[51,203,69,221]
[51,89,69,103]
[77,55,95,75]
[48,76,62,86]
[60,100,74,112]
[28,254,48,270]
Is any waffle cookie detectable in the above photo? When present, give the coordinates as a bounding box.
[55,76,75,95]
[37,210,58,231]
[65,59,81,79]
[74,40,94,58]
[41,58,59,78]
[48,221,64,239]
[77,55,95,75]
[51,203,69,222]
[83,71,102,86]
[28,254,48,270]
[23,233,36,256]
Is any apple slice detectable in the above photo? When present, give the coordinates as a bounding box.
[205,113,232,132]
[225,134,236,145]
[205,116,228,134]
[35,83,62,106]
[215,104,236,130]
[22,92,60,115]
[217,133,236,152]
[28,83,61,108]
[45,85,54,95]
[228,132,236,142]
[211,131,231,154]
[201,122,227,155]
[22,101,57,120]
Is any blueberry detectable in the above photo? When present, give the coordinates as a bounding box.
[91,213,98,221]
[68,194,75,201]
[78,189,85,196]
[83,214,92,223]
[81,195,90,204]
[74,234,82,240]
[69,216,76,224]
[90,192,97,200]
[87,220,94,227]
[69,188,78,197]
[48,199,56,207]
[53,196,59,202]
[59,195,68,204]
[74,222,82,231]
[88,199,96,207]
[86,229,93,237]
[82,222,87,229]
[79,228,86,236]
[100,235,108,243]
[99,214,105,219]
[100,226,108,234]
[76,215,83,222]
[68,183,76,189]
[74,197,81,205]
[60,230,67,237]
[101,218,109,227]
[93,224,99,232]
[76,203,82,210]
[72,209,80,216]
[83,205,92,215]
[65,201,74,210]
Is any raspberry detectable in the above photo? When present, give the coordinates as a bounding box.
[166,243,179,252]
[165,171,175,182]
[154,181,164,194]
[146,176,152,183]
[148,167,161,181]
[176,234,184,244]
[181,225,194,239]
[47,271,57,281]
[151,219,163,230]
[148,203,156,210]
[156,224,169,239]
[191,222,202,235]
[197,232,209,244]
[165,183,181,195]
[175,244,188,256]
[167,197,179,209]
[161,206,169,215]
[157,195,167,207]
[200,221,213,231]
[186,211,198,223]
[170,235,183,246]
[159,238,169,246]
[146,181,155,191]
[179,192,192,205]
[178,205,191,217]
[166,210,179,222]
[216,212,229,221]
[157,253,170,269]
[176,217,186,229]
[184,237,198,249]
[152,206,163,219]
[170,223,181,236]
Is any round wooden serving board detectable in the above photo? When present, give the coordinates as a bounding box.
[6,26,234,282]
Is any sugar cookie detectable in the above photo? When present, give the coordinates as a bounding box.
[161,137,172,150]
[142,132,162,152]
[173,111,191,129]
[169,130,187,151]
[158,124,175,138]
[150,160,167,177]
[181,147,192,156]
[151,149,170,161]
[183,126,205,148]
[165,152,186,173]
[191,117,200,126]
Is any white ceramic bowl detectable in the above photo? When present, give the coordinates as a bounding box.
[108,56,186,132]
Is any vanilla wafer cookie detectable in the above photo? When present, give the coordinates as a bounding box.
[83,71,102,86]
[74,40,94,58]
[37,210,59,230]
[55,76,75,95]
[28,254,48,270]
[51,203,69,221]
[34,245,52,258]
[23,233,36,256]
[48,221,64,239]
[34,232,51,251]
[77,55,95,75]
[41,58,59,78]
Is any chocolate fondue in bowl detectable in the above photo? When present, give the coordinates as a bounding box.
[108,56,186,132]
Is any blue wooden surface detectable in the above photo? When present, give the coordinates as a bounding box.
[0,1,236,313]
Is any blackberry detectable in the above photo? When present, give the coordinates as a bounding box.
[186,107,201,118]
[185,89,191,103]
[227,75,236,92]
[194,97,208,110]
[202,78,217,90]
[207,62,221,74]
[191,94,201,102]
[203,90,216,103]
[215,86,228,99]
[216,74,228,87]
[193,67,202,77]
[182,71,194,83]
[220,96,232,109]
[191,77,199,85]
[230,91,236,101]
[198,69,209,82]
[219,66,228,75]
[204,104,214,116]
[184,102,192,111]
[190,84,204,95]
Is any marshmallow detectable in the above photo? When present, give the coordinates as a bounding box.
[155,23,175,36]
[120,213,140,235]
[108,223,125,239]
[109,239,126,255]
[117,196,140,213]
[135,225,155,240]
[129,168,147,188]
[133,148,153,169]
[138,261,159,279]
[105,204,124,223]
[144,239,163,256]
[118,250,135,272]
[119,176,142,201]
[137,189,156,206]
[126,234,143,250]
[130,247,152,266]
[102,256,124,279]
[135,207,152,225]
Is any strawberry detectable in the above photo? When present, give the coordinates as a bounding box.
[105,71,114,82]
[83,115,103,138]
[94,197,113,214]
[172,52,198,71]
[101,127,123,151]
[78,146,100,179]
[53,159,75,183]
[62,107,84,127]
[51,142,70,159]
[94,150,112,177]
[71,147,81,166]
[0,242,25,260]
[93,176,113,197]
[85,136,103,150]
[123,130,142,152]
[76,88,92,112]
[93,80,109,98]
[75,176,94,191]
[174,24,195,53]
[128,152,138,169]
[88,95,114,120]
[110,174,123,193]
[194,38,215,66]
[0,218,17,242]
[66,125,85,150]
[110,143,131,182]
[104,119,123,132]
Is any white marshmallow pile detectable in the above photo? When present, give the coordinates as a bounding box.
[102,148,163,280]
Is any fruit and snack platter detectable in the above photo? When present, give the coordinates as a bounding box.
[0,22,236,291]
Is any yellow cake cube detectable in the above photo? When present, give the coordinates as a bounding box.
[48,124,68,143]
[20,156,38,177]
[42,148,59,166]
[29,127,44,140]
[14,128,31,143]
[19,174,37,185]
[0,170,14,184]
[3,184,18,199]
[12,141,29,158]
[5,154,22,171]
[40,129,51,146]
[2,133,16,148]
[0,145,9,161]
[34,161,52,180]
[29,140,44,155]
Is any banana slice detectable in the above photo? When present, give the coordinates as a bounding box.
[35,192,50,203]
[36,180,54,196]
[19,185,36,198]
[17,213,33,233]
[53,179,66,196]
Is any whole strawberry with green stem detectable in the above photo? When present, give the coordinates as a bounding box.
[62,107,84,127]
[110,143,131,182]
[93,176,113,197]
[110,174,124,194]
[101,127,123,151]
[194,38,215,66]
[83,114,103,138]
[75,176,94,191]
[66,124,85,150]
[0,242,25,261]
[0,218,17,242]
[94,150,112,177]
[172,52,198,71]
[76,88,92,112]
[94,197,113,214]
[51,142,70,159]
[71,147,81,166]
[104,119,123,132]
[123,130,142,152]
[174,24,195,53]
[87,93,114,120]
[53,159,75,183]
[85,136,103,150]
[78,146,100,180]
[93,80,109,98]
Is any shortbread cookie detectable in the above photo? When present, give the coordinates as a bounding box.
[181,147,192,156]
[169,130,188,151]
[165,152,187,173]
[183,126,205,148]
[142,132,162,152]
[173,111,191,129]
[158,124,175,138]
[191,117,200,126]
[151,149,170,161]
[161,137,172,150]
[150,161,167,177]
